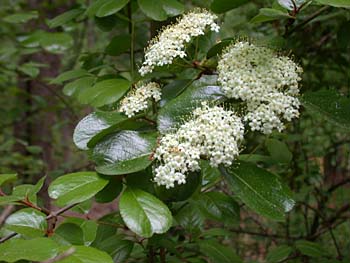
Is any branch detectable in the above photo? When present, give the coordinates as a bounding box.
[0,203,79,244]
[285,6,331,37]
[40,247,76,263]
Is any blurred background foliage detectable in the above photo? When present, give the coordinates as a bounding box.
[0,0,349,262]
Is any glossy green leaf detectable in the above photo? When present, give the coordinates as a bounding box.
[40,32,73,54]
[278,0,306,10]
[302,89,350,130]
[48,9,84,28]
[95,178,123,203]
[51,69,91,84]
[0,238,59,262]
[158,75,226,133]
[155,172,201,202]
[63,76,95,97]
[210,0,249,13]
[54,223,85,245]
[207,38,233,58]
[220,162,295,221]
[316,0,350,8]
[119,187,172,237]
[77,78,130,107]
[58,246,114,263]
[73,111,127,150]
[0,173,17,186]
[62,218,98,246]
[175,202,204,232]
[295,240,328,257]
[162,0,185,16]
[201,160,221,187]
[266,139,292,163]
[266,245,293,263]
[105,35,131,56]
[196,191,240,223]
[160,79,192,107]
[48,172,108,206]
[86,0,110,17]
[3,11,38,23]
[4,208,47,237]
[138,0,168,21]
[93,131,157,175]
[94,15,120,32]
[97,235,134,262]
[251,8,293,23]
[198,240,243,263]
[92,213,122,247]
[96,0,129,17]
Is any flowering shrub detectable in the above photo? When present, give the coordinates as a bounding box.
[1,1,350,262]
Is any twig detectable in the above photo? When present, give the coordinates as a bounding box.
[285,6,331,37]
[0,205,14,227]
[0,233,17,243]
[40,247,76,263]
[0,203,79,244]
[46,203,79,220]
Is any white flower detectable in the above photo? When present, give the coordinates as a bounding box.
[139,9,220,76]
[119,82,161,118]
[217,41,302,134]
[154,102,244,188]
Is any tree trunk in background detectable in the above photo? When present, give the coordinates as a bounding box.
[14,1,75,209]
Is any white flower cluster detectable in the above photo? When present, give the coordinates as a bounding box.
[218,41,303,134]
[119,82,161,118]
[154,103,244,188]
[139,9,220,76]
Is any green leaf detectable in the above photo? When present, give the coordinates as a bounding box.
[207,38,234,58]
[48,172,109,206]
[0,238,59,262]
[220,162,295,221]
[105,35,131,56]
[4,208,47,237]
[278,0,306,10]
[93,131,157,175]
[40,32,74,54]
[58,246,114,263]
[119,187,172,237]
[51,69,91,85]
[158,75,226,133]
[196,191,240,223]
[48,9,84,28]
[86,0,110,17]
[155,172,202,202]
[96,235,134,262]
[316,0,350,8]
[175,202,204,232]
[95,178,123,203]
[63,76,95,97]
[210,0,249,13]
[198,240,243,263]
[61,218,98,246]
[96,0,129,17]
[73,111,127,150]
[266,245,293,263]
[18,62,40,78]
[200,160,221,187]
[77,78,130,107]
[160,79,193,107]
[162,0,185,16]
[0,174,17,186]
[251,8,293,23]
[138,0,168,21]
[94,15,120,32]
[266,139,292,163]
[295,240,328,257]
[54,223,85,245]
[3,11,38,23]
[302,89,350,130]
